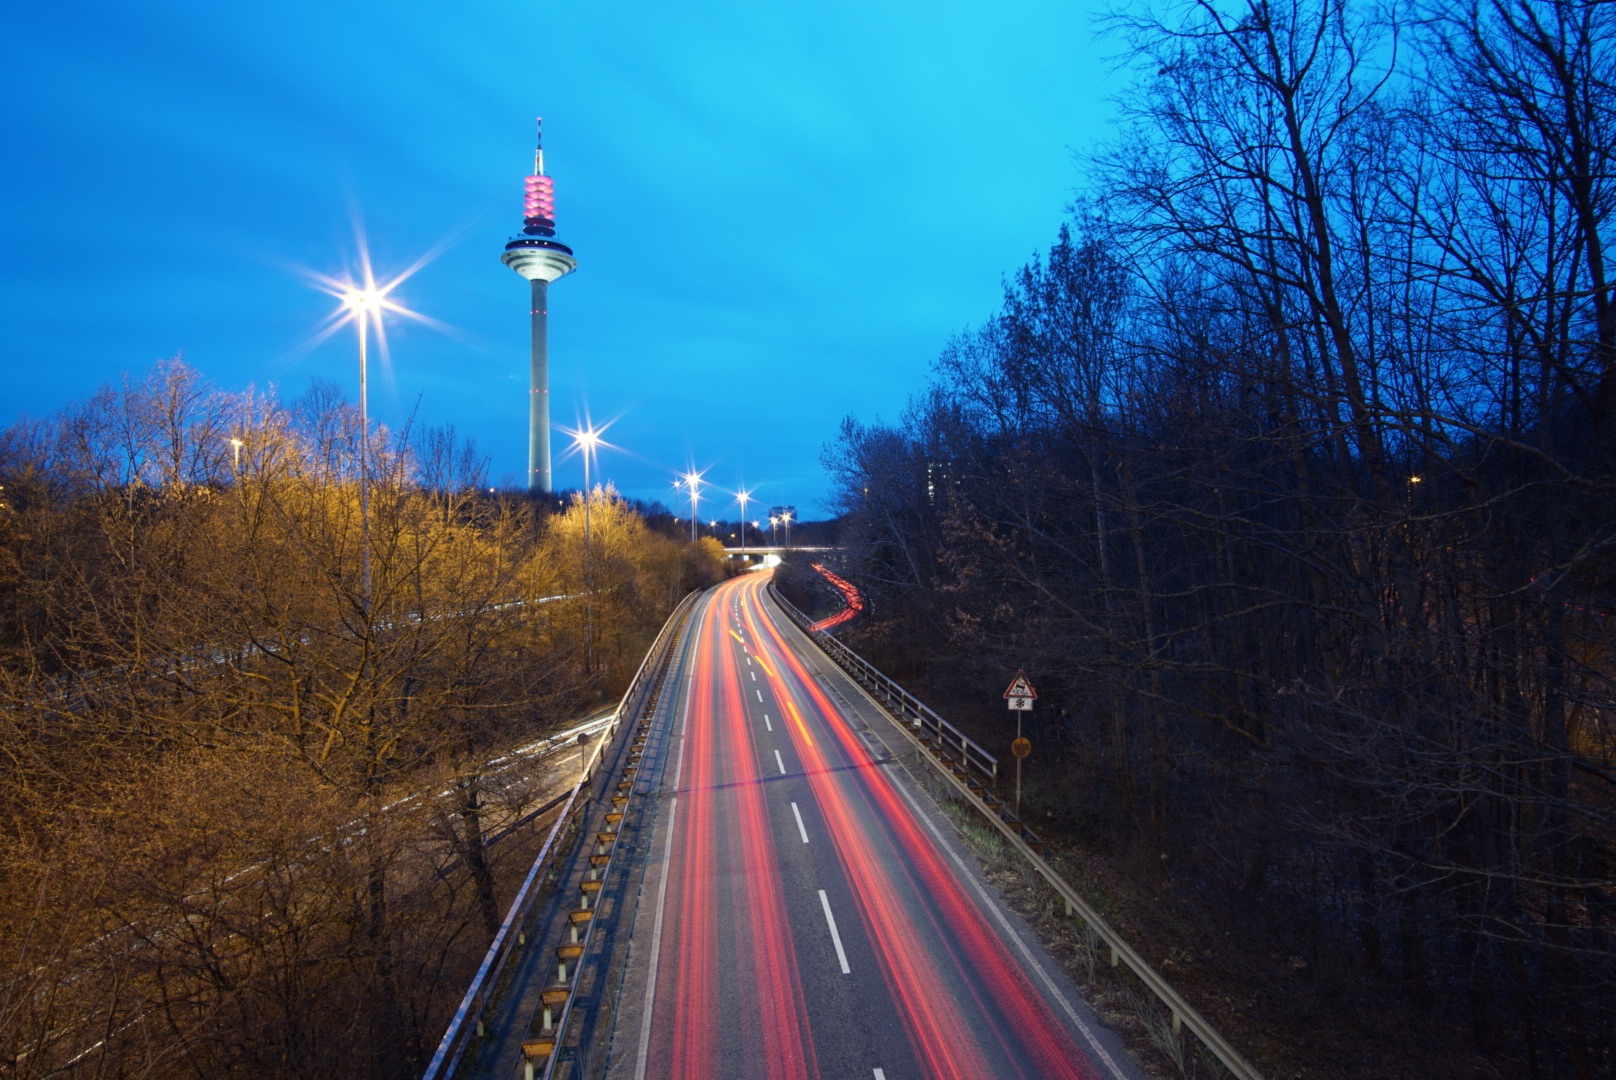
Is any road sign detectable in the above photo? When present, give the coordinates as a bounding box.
[1004,671,1036,709]
[1011,737,1031,758]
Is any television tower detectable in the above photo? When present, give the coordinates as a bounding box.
[501,118,577,493]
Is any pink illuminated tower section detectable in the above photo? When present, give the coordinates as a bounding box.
[501,118,577,493]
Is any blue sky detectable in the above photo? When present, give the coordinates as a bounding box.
[1,0,1120,514]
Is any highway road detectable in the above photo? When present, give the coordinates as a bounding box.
[606,572,1143,1080]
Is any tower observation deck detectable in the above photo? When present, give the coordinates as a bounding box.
[501,118,577,493]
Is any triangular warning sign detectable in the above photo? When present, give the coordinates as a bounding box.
[1003,671,1037,699]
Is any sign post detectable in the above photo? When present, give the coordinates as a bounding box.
[1003,672,1036,814]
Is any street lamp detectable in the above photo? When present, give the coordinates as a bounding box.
[572,425,603,549]
[570,424,603,673]
[229,437,243,473]
[679,470,703,544]
[341,285,387,611]
[734,485,753,558]
[307,233,438,617]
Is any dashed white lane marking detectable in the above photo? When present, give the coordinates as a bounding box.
[763,714,773,732]
[770,588,1134,1079]
[774,749,787,775]
[819,890,851,974]
[791,802,810,843]
[751,671,757,681]
[756,689,764,702]
[873,1071,887,1080]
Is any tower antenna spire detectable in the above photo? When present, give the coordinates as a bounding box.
[534,116,545,176]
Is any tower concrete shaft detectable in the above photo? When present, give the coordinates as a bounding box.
[527,278,553,491]
[502,117,576,493]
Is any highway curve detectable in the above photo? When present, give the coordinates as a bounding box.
[605,571,1145,1080]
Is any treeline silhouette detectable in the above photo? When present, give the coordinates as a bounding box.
[0,358,726,1077]
[824,1,1616,1074]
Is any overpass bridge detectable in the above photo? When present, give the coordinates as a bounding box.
[719,545,836,565]
[426,572,1263,1080]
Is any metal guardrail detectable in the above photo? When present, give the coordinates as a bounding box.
[525,592,695,1079]
[769,586,997,783]
[421,591,700,1080]
[767,582,1266,1080]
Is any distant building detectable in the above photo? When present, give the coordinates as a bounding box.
[926,461,960,504]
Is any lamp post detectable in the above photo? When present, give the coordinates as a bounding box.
[573,425,601,673]
[735,486,753,558]
[309,249,434,835]
[574,426,601,550]
[341,286,385,613]
[309,234,434,613]
[680,470,703,544]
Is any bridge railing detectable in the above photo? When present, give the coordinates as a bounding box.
[420,590,699,1080]
[769,586,997,784]
[766,581,1267,1080]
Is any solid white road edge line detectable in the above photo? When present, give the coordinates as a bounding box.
[818,889,851,974]
[633,611,711,1073]
[671,655,695,791]
[632,796,678,1080]
[636,615,705,1080]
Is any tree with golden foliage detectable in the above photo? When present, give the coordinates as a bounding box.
[0,359,725,1078]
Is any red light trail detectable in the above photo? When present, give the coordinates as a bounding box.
[740,575,1098,1079]
[664,585,815,1079]
[636,571,1115,1080]
[808,563,863,631]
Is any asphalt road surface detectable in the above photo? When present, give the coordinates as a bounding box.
[605,572,1145,1080]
